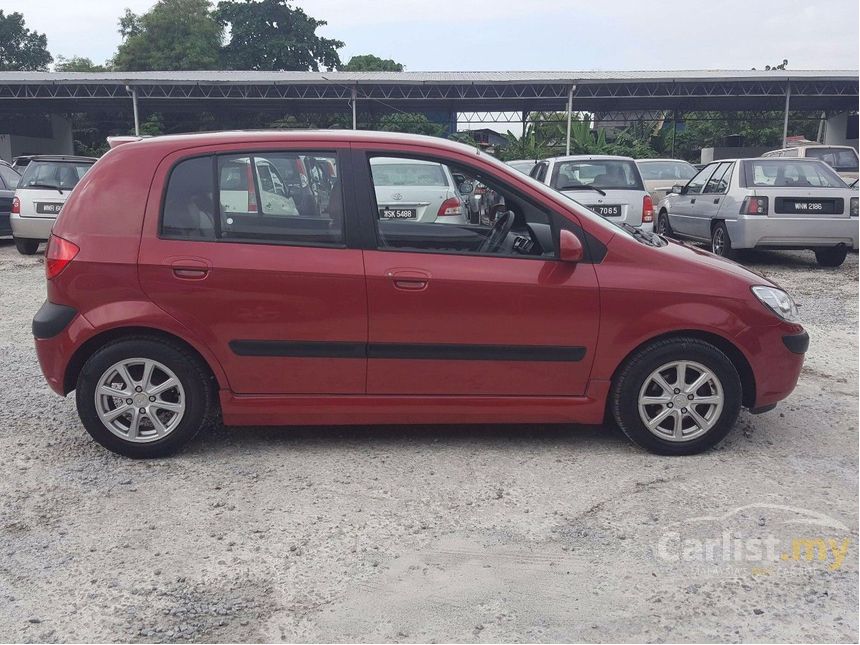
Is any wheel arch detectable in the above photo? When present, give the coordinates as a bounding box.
[64,325,227,396]
[608,329,756,409]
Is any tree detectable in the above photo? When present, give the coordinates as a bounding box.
[342,54,403,72]
[112,0,222,71]
[497,125,550,161]
[0,11,52,71]
[55,56,108,72]
[216,0,342,71]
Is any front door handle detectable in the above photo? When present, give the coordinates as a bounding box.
[386,269,430,291]
[690,198,696,204]
[713,198,720,204]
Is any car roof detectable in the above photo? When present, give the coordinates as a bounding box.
[546,154,636,162]
[24,155,98,163]
[767,144,856,152]
[635,158,695,164]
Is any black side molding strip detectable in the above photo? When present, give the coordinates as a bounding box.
[32,301,77,339]
[230,340,586,362]
[782,331,809,355]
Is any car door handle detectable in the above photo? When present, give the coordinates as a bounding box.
[171,259,210,280]
[386,269,430,291]
[713,198,720,204]
[690,198,696,204]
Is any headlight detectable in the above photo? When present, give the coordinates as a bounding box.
[751,285,799,321]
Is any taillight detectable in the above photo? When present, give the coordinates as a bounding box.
[851,197,858,217]
[246,164,257,212]
[11,196,19,214]
[437,197,463,217]
[45,234,79,280]
[740,196,768,215]
[642,194,654,223]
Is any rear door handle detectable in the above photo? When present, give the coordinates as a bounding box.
[386,269,430,291]
[171,259,210,280]
[690,198,696,204]
[713,198,720,204]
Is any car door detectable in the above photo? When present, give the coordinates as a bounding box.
[352,148,600,397]
[670,163,718,238]
[692,162,733,239]
[138,145,368,395]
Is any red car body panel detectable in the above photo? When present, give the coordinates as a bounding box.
[36,130,806,428]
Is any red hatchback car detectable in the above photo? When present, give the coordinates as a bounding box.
[33,131,808,458]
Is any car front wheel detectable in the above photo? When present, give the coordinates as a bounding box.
[15,238,39,255]
[610,337,742,455]
[76,337,214,458]
[814,246,848,267]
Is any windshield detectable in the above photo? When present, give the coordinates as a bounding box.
[803,147,859,172]
[552,159,644,191]
[637,160,697,181]
[508,161,537,174]
[743,160,847,188]
[370,159,448,186]
[19,160,93,190]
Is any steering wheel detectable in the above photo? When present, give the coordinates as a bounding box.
[480,209,516,254]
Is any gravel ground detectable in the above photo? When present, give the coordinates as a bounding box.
[0,240,857,643]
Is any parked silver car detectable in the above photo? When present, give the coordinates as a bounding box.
[370,157,467,224]
[506,159,539,175]
[529,155,654,231]
[11,155,97,254]
[655,157,858,267]
[636,158,697,205]
[762,144,858,183]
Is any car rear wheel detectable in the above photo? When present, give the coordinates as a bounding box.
[15,238,39,255]
[76,337,214,458]
[814,246,848,267]
[710,222,735,259]
[656,211,673,236]
[610,337,742,455]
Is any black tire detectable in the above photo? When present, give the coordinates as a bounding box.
[656,210,673,236]
[710,221,735,259]
[814,246,848,267]
[610,337,742,456]
[76,337,215,458]
[15,237,39,255]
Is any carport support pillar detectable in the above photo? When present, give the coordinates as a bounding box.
[565,84,576,156]
[351,86,358,130]
[130,87,140,136]
[781,82,791,147]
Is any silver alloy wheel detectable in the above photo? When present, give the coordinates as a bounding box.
[637,360,724,442]
[657,214,667,234]
[712,227,725,255]
[94,358,186,443]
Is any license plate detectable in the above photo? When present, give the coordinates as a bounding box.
[591,204,621,217]
[380,208,417,220]
[35,202,63,215]
[782,200,834,214]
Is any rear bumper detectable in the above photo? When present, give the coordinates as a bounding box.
[33,300,93,395]
[726,216,858,250]
[11,213,55,240]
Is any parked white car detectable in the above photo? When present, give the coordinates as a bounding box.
[529,155,654,231]
[370,157,467,224]
[762,144,858,183]
[655,157,858,266]
[11,155,97,254]
[636,158,698,205]
[506,159,539,175]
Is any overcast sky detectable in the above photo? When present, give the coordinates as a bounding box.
[5,0,859,71]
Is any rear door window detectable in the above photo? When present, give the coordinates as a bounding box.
[703,162,733,194]
[0,165,20,189]
[162,151,344,246]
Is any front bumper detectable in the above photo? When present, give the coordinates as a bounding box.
[739,323,808,410]
[726,215,858,250]
[11,213,55,241]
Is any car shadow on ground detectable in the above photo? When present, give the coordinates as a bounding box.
[187,421,636,457]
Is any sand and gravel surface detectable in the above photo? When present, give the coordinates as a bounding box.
[0,240,857,643]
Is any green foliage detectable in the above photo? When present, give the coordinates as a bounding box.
[0,10,52,71]
[55,56,108,72]
[376,113,445,137]
[342,54,403,72]
[138,113,166,136]
[447,131,479,148]
[216,0,342,71]
[497,125,550,161]
[113,0,223,71]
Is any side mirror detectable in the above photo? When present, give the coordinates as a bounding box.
[671,184,685,194]
[559,229,584,263]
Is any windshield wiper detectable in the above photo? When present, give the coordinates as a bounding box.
[26,182,64,194]
[618,221,664,246]
[557,183,607,196]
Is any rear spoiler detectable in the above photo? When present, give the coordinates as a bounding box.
[107,135,150,149]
